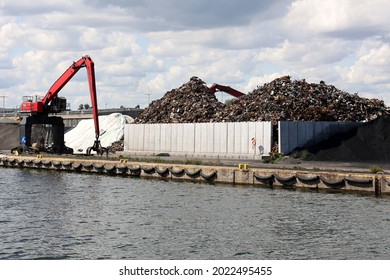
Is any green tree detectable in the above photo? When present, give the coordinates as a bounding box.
[84,104,90,110]
[224,98,236,106]
[78,104,84,110]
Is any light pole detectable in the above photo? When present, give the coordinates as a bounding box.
[0,95,6,117]
[146,93,151,105]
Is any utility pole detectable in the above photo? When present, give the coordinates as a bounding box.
[0,95,6,117]
[146,93,151,105]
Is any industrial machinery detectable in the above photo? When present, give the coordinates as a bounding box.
[18,55,107,155]
[208,83,245,98]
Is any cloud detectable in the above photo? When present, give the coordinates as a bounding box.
[257,39,353,67]
[344,41,390,84]
[84,0,279,30]
[284,0,390,39]
[1,0,390,110]
[0,0,73,15]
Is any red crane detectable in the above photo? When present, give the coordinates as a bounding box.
[20,55,107,155]
[208,83,245,98]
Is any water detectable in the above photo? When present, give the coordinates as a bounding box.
[1,168,389,260]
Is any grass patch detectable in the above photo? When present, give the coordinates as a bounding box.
[291,149,309,160]
[263,152,285,164]
[370,165,384,174]
[299,150,309,160]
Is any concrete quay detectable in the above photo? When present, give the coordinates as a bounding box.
[1,154,389,196]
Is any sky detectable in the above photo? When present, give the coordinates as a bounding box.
[1,0,390,110]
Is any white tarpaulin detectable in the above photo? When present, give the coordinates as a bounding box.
[65,113,133,154]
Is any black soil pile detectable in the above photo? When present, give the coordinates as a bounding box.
[135,77,226,123]
[307,116,390,162]
[225,76,388,122]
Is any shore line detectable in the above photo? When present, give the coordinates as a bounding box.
[1,155,389,196]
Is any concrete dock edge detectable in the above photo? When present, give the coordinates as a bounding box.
[1,155,388,195]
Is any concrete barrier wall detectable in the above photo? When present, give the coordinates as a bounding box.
[124,122,273,158]
[1,155,387,195]
[0,123,20,150]
[278,121,362,154]
[124,121,362,157]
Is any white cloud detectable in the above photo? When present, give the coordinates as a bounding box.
[347,44,390,83]
[256,39,353,68]
[284,0,390,38]
[1,0,390,110]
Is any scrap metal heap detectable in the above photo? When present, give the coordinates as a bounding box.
[136,75,389,124]
[225,75,388,122]
[135,76,226,123]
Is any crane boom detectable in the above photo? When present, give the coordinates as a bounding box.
[209,83,245,98]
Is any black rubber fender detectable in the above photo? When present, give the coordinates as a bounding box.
[116,165,128,174]
[129,166,141,173]
[345,177,372,184]
[169,168,185,177]
[253,173,274,181]
[320,176,345,188]
[104,165,116,173]
[200,171,217,181]
[142,166,155,174]
[296,173,320,183]
[155,167,169,177]
[273,174,296,186]
[184,169,201,178]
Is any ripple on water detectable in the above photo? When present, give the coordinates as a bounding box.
[0,168,389,259]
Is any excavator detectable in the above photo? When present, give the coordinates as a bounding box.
[17,55,107,155]
[208,83,245,98]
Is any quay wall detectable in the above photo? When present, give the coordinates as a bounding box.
[1,155,388,196]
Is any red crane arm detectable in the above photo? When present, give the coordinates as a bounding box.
[39,56,99,138]
[41,56,87,106]
[209,83,245,98]
[85,57,100,140]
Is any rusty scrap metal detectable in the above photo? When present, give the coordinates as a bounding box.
[135,75,389,124]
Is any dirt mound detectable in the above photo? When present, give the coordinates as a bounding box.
[135,77,226,123]
[225,76,388,122]
[308,116,390,162]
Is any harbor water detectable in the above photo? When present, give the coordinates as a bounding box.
[0,168,389,260]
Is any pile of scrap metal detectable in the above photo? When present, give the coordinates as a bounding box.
[135,76,388,124]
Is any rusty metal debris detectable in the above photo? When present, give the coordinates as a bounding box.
[225,76,388,122]
[107,138,124,153]
[135,77,226,124]
[135,75,389,124]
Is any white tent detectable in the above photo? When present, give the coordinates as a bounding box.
[64,113,133,154]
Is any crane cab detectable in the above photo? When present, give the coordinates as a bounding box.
[21,96,67,114]
[21,96,44,113]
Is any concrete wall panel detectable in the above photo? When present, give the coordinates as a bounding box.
[279,121,362,154]
[227,123,235,154]
[183,123,195,153]
[213,122,227,154]
[124,121,273,158]
[160,124,171,152]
